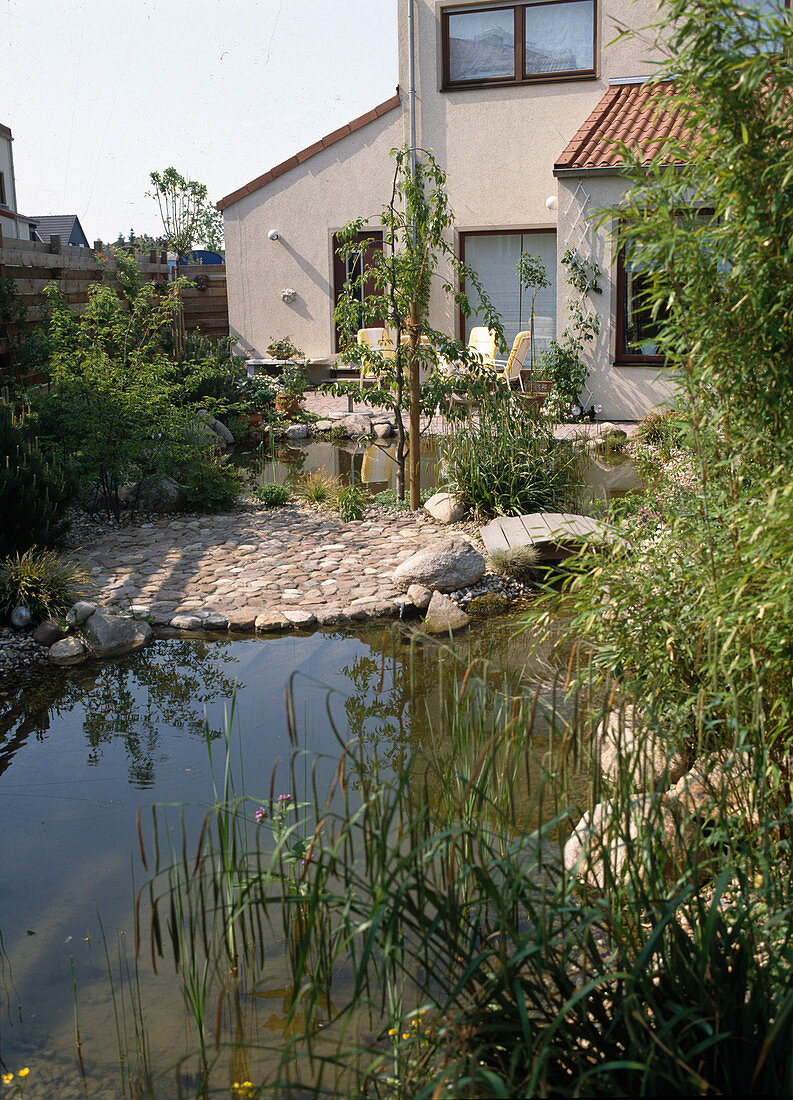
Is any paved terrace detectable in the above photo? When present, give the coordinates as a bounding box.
[74,507,454,631]
[72,396,637,633]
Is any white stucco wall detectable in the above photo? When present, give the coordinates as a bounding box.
[222,0,673,416]
[555,173,678,420]
[222,108,405,360]
[0,130,22,240]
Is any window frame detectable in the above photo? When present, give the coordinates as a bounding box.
[441,0,598,91]
[614,245,665,367]
[458,226,556,343]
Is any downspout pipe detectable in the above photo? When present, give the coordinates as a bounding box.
[407,0,417,180]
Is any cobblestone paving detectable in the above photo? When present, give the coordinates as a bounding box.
[73,505,456,631]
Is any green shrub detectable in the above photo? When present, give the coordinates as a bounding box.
[295,469,341,505]
[0,403,77,556]
[254,482,290,507]
[442,386,586,518]
[337,483,367,521]
[181,454,241,513]
[0,548,90,622]
[489,544,540,580]
[637,408,687,452]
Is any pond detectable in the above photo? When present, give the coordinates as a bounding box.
[236,437,641,508]
[0,613,588,1098]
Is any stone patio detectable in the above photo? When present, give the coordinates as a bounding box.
[73,504,459,631]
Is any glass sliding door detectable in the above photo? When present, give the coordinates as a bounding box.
[462,230,556,355]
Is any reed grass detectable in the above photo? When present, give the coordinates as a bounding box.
[125,634,793,1097]
[440,386,587,518]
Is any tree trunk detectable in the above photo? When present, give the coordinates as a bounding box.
[408,299,421,510]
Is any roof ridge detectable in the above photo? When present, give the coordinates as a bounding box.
[217,90,401,212]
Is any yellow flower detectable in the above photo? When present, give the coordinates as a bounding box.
[18,1070,29,1078]
[1,1073,13,1085]
[388,1027,397,1036]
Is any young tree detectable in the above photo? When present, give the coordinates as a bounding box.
[333,147,503,507]
[148,168,223,258]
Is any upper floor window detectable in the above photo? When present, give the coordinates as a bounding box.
[0,171,6,207]
[442,1,596,90]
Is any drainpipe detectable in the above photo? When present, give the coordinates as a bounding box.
[407,0,417,180]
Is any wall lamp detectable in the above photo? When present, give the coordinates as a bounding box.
[268,229,280,241]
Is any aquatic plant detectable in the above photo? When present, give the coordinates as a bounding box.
[442,384,587,518]
[295,469,341,506]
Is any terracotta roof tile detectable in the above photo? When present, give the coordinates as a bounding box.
[555,80,688,173]
[217,91,401,211]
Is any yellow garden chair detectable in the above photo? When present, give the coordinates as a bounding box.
[494,330,532,390]
[356,327,395,382]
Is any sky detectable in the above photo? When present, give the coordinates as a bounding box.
[1,0,398,243]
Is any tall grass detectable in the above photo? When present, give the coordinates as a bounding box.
[441,386,586,518]
[128,637,793,1097]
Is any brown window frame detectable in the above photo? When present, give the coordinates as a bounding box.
[441,0,597,92]
[614,246,665,367]
[332,230,385,353]
[458,226,556,342]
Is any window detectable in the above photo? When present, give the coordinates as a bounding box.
[332,230,384,352]
[615,248,665,364]
[442,1,596,89]
[0,171,6,207]
[460,230,557,351]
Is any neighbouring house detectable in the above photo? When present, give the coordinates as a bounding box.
[0,123,38,241]
[30,214,91,249]
[217,0,692,418]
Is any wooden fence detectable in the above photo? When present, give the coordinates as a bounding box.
[0,228,229,380]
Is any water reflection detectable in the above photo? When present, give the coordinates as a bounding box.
[0,616,587,1095]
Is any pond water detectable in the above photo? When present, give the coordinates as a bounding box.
[0,614,589,1098]
[236,437,642,510]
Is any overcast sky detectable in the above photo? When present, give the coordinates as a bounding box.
[1,0,398,243]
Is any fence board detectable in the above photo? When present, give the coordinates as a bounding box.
[0,233,228,376]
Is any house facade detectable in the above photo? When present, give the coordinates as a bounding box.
[0,124,37,241]
[219,0,677,419]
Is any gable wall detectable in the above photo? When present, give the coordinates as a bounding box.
[223,109,406,361]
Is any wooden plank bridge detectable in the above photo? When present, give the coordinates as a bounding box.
[480,512,616,560]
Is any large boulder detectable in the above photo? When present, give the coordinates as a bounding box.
[197,409,234,448]
[393,534,486,593]
[33,619,65,646]
[82,609,152,658]
[424,591,470,634]
[121,476,186,514]
[337,413,373,438]
[667,751,759,828]
[66,601,97,627]
[48,636,88,666]
[597,706,685,792]
[564,794,700,890]
[423,491,465,525]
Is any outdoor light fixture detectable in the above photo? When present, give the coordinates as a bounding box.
[586,403,603,422]
[545,194,558,212]
[268,229,280,241]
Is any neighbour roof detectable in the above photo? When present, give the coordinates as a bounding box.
[0,123,12,139]
[216,91,401,212]
[555,79,688,174]
[30,214,90,247]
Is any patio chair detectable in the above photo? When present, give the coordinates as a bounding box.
[466,326,498,370]
[356,327,395,383]
[494,330,531,390]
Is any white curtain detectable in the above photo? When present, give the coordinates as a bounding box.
[464,232,556,355]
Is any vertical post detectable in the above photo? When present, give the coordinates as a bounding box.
[409,298,420,510]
